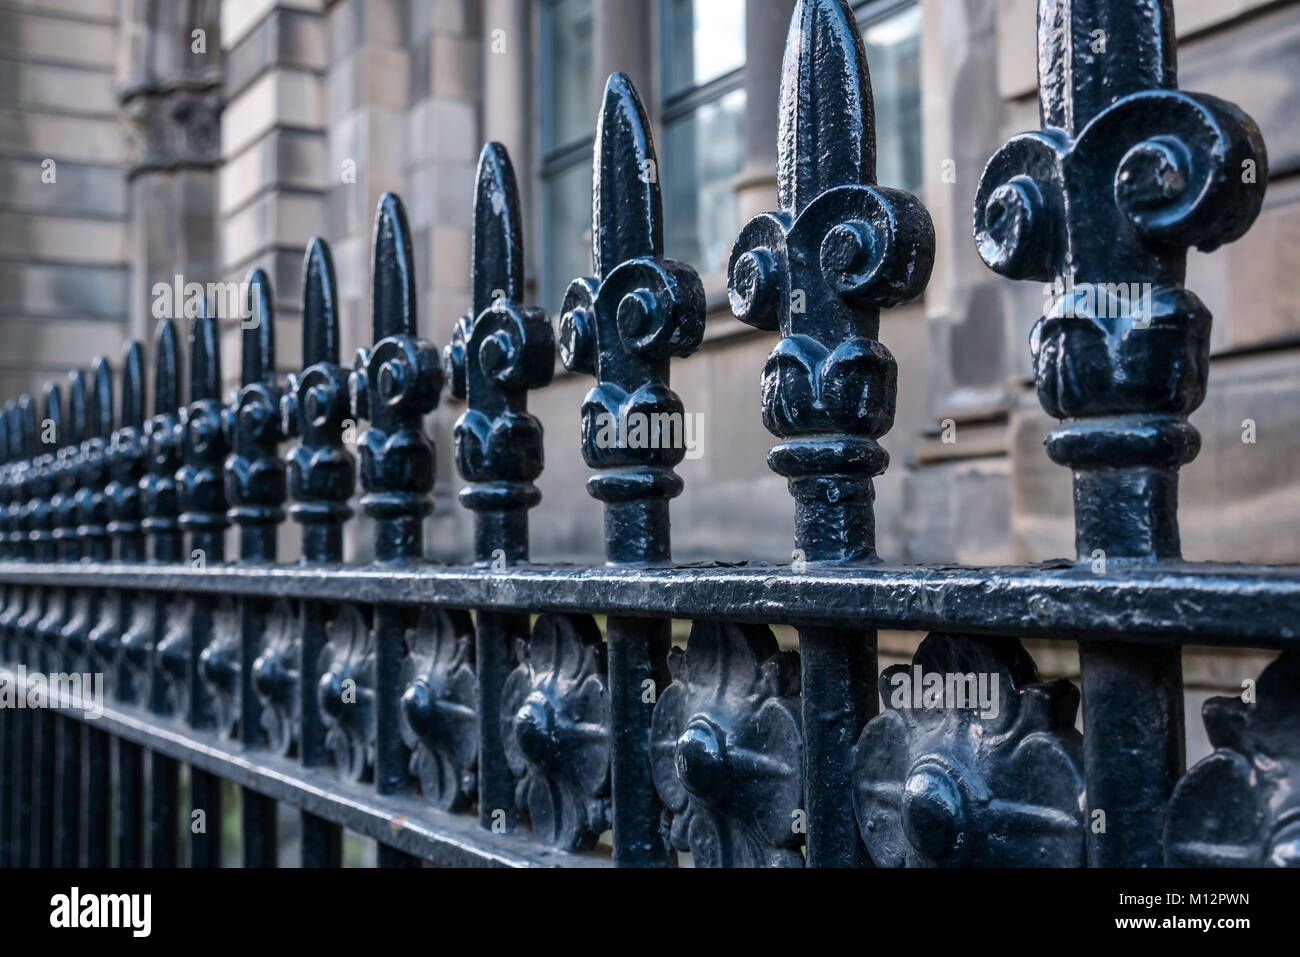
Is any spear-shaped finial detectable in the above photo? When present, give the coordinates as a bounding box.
[445,142,554,563]
[285,237,355,559]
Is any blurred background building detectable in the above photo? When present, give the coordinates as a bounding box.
[1,0,1297,759]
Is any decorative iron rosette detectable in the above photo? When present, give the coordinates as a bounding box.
[251,599,300,756]
[316,604,375,781]
[501,615,610,850]
[399,607,478,812]
[650,621,804,867]
[155,596,192,717]
[120,595,156,706]
[852,634,1085,867]
[198,597,240,737]
[1165,652,1300,867]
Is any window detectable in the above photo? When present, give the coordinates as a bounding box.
[540,0,597,313]
[661,0,746,278]
[856,0,923,196]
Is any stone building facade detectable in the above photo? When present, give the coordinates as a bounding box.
[1,0,1296,758]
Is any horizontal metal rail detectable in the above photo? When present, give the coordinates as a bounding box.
[1,559,1297,646]
[0,664,607,868]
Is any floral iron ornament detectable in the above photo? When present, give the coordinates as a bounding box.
[198,597,241,737]
[252,599,301,755]
[727,0,934,867]
[501,615,610,851]
[1164,652,1300,867]
[973,0,1267,867]
[650,622,804,867]
[317,604,376,782]
[852,635,1085,867]
[399,607,477,812]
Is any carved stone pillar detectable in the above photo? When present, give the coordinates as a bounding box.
[118,0,222,346]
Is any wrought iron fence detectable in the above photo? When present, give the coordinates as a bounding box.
[0,0,1294,868]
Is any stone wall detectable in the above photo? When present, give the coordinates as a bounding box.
[0,0,129,404]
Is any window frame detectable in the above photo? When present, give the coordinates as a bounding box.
[853,0,923,196]
[658,0,748,278]
[538,0,598,311]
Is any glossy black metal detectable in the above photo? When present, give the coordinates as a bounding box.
[0,407,10,867]
[64,357,114,866]
[46,369,89,867]
[444,143,554,836]
[4,396,36,865]
[225,270,287,867]
[974,0,1267,867]
[177,306,228,868]
[558,72,705,866]
[282,237,351,866]
[729,0,933,867]
[127,320,184,868]
[0,0,1295,873]
[94,340,146,867]
[349,194,440,867]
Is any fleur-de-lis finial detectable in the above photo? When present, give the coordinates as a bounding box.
[12,396,35,560]
[973,0,1268,868]
[74,357,114,559]
[141,318,182,562]
[445,143,554,563]
[225,270,287,561]
[105,340,146,558]
[558,72,706,564]
[28,382,63,564]
[727,0,934,868]
[178,305,228,555]
[52,369,88,559]
[731,0,933,563]
[284,238,355,559]
[351,193,442,564]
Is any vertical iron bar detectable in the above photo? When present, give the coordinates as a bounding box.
[445,144,554,835]
[972,0,1267,866]
[557,75,706,865]
[28,383,62,867]
[76,358,114,867]
[5,396,36,866]
[350,194,440,867]
[141,319,183,868]
[285,238,351,867]
[226,270,287,867]
[103,341,147,868]
[52,369,90,867]
[0,404,14,868]
[179,308,229,868]
[727,0,935,866]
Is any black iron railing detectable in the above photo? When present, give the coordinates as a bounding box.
[0,0,1294,868]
